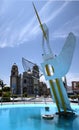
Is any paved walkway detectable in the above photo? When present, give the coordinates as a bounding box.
[0,97,54,105]
[0,97,79,106]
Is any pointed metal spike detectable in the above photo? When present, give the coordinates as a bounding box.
[32,2,47,40]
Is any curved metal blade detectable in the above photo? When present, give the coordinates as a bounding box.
[32,2,47,40]
[41,32,76,80]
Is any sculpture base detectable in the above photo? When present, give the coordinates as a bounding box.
[56,111,75,117]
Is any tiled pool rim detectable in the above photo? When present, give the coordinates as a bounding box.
[0,103,79,110]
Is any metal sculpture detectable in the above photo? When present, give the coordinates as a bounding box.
[22,57,42,79]
[33,2,76,114]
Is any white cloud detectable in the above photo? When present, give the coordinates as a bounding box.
[0,1,40,48]
[66,72,79,86]
[0,1,69,48]
[40,75,50,88]
[40,71,79,88]
[0,1,79,48]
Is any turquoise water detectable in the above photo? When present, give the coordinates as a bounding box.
[0,104,79,130]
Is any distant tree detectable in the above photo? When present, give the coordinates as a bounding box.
[0,80,4,93]
[3,87,10,92]
[2,92,10,102]
[0,80,7,97]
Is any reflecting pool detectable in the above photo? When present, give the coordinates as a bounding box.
[0,104,79,130]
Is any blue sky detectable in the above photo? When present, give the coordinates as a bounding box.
[0,0,79,86]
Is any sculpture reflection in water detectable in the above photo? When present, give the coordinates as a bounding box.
[33,3,76,114]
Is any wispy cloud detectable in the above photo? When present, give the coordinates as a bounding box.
[42,1,69,24]
[52,16,79,39]
[29,1,70,37]
[0,0,41,47]
[0,1,79,48]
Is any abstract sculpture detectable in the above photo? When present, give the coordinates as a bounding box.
[33,3,76,114]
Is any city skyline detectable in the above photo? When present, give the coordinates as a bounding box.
[0,0,79,86]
